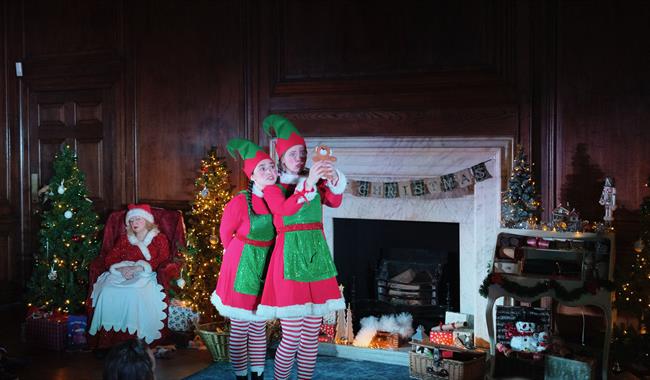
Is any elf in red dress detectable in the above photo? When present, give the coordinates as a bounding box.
[89,204,169,344]
[259,115,346,380]
[211,138,281,380]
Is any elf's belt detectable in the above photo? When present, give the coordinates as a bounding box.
[276,222,323,233]
[236,234,273,247]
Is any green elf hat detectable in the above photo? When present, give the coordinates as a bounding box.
[262,114,306,158]
[226,138,271,178]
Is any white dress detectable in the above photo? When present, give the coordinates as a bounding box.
[89,229,168,343]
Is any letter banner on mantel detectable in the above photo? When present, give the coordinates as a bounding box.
[348,161,492,199]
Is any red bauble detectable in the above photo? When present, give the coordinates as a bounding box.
[72,235,81,242]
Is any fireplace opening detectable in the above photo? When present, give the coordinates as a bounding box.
[333,218,459,332]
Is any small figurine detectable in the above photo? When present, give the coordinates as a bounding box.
[411,325,426,342]
[599,177,616,225]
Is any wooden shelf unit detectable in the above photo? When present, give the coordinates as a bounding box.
[485,228,616,379]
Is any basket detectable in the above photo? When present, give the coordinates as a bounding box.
[409,350,485,380]
[196,322,230,362]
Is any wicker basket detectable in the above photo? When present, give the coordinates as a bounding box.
[196,322,230,362]
[409,351,485,380]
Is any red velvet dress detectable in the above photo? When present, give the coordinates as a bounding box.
[257,173,347,319]
[211,191,274,321]
[89,230,170,343]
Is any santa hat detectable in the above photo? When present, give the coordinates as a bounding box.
[125,204,155,225]
[262,114,305,159]
[226,138,271,178]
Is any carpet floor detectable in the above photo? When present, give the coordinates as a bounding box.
[184,355,412,380]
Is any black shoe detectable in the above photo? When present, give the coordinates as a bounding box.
[251,372,264,380]
[235,376,247,380]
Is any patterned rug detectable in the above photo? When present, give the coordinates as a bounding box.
[183,355,411,380]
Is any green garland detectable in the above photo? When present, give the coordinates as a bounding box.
[479,272,615,301]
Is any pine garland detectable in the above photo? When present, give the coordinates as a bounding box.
[479,272,615,302]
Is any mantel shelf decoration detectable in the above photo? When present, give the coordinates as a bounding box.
[348,160,492,199]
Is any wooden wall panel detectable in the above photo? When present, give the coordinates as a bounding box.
[258,0,525,146]
[1,2,8,213]
[555,1,650,253]
[277,1,488,80]
[22,0,119,59]
[550,0,650,273]
[131,0,246,205]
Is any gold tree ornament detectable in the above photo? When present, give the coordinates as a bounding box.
[634,238,645,254]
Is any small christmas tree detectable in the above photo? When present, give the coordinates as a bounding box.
[617,196,650,326]
[501,145,542,228]
[177,147,232,322]
[26,145,101,313]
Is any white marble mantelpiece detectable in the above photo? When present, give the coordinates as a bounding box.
[302,137,512,346]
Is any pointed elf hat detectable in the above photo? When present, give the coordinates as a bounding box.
[262,114,305,159]
[226,138,271,178]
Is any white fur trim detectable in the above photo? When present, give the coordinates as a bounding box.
[210,291,269,322]
[295,177,317,204]
[252,183,264,198]
[127,228,159,260]
[280,172,301,185]
[256,296,345,319]
[326,170,347,195]
[125,209,154,224]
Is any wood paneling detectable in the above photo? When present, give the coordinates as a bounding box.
[276,1,488,81]
[0,2,8,212]
[130,0,247,204]
[1,0,648,303]
[555,1,650,244]
[23,0,119,59]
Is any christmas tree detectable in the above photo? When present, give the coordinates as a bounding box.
[177,147,232,322]
[501,145,542,228]
[617,195,650,327]
[26,145,101,313]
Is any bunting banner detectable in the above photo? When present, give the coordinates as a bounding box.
[347,161,492,199]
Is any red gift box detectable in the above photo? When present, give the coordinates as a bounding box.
[25,315,68,351]
[318,324,335,343]
[429,330,454,346]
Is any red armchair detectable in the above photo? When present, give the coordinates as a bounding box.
[87,208,186,349]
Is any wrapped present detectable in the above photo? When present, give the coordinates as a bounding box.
[25,314,68,351]
[318,323,335,343]
[453,328,474,349]
[168,304,199,332]
[67,315,88,347]
[429,330,454,346]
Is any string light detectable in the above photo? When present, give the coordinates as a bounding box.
[176,148,232,323]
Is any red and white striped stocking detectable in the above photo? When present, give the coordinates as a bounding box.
[230,319,268,376]
[296,315,322,379]
[273,317,302,380]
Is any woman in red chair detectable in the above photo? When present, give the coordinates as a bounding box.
[89,204,170,344]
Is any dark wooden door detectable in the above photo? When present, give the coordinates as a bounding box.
[28,87,115,215]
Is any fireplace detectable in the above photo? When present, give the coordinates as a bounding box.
[333,218,459,331]
[300,136,511,346]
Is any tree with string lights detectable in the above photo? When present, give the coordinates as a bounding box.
[501,145,542,229]
[26,145,101,313]
[617,195,650,332]
[176,147,233,322]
